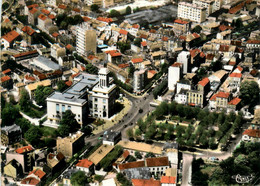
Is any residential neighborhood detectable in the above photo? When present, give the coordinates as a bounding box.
[1,0,260,185]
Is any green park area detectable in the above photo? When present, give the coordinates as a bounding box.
[127,101,244,150]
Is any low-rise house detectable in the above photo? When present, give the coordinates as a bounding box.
[1,124,22,146]
[106,50,122,64]
[4,159,23,179]
[21,26,36,45]
[38,14,52,31]
[1,75,13,89]
[51,43,66,61]
[146,156,170,177]
[131,58,143,69]
[132,178,161,186]
[246,40,260,49]
[57,131,84,158]
[117,141,163,156]
[161,176,176,186]
[228,72,242,92]
[75,159,94,174]
[173,19,190,35]
[20,168,46,186]
[58,55,75,70]
[175,89,188,104]
[26,79,51,99]
[28,7,40,26]
[62,169,78,186]
[1,30,21,49]
[46,152,65,175]
[102,130,121,146]
[242,129,260,142]
[6,146,34,173]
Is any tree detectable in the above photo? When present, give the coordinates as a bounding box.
[19,88,31,112]
[128,65,135,78]
[145,152,155,158]
[133,38,142,47]
[116,173,132,186]
[85,63,98,74]
[57,80,68,92]
[240,81,259,107]
[91,4,99,12]
[127,155,136,162]
[71,171,88,186]
[126,128,133,138]
[125,6,131,15]
[16,118,31,134]
[25,126,42,146]
[192,25,202,33]
[235,18,243,29]
[135,151,142,159]
[35,86,53,107]
[58,110,79,137]
[110,9,121,17]
[135,128,142,137]
[1,94,6,108]
[117,41,131,53]
[73,15,84,25]
[1,104,21,126]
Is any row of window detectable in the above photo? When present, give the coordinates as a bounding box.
[56,104,71,112]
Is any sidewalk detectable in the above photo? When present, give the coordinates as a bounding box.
[92,97,132,134]
[20,112,47,126]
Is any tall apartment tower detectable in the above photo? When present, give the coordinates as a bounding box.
[177,2,207,23]
[177,51,191,74]
[76,24,97,56]
[133,69,147,93]
[193,0,214,17]
[91,68,117,119]
[168,63,183,91]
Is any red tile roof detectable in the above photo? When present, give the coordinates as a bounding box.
[141,41,147,47]
[132,24,140,29]
[148,70,157,75]
[2,69,11,74]
[29,7,38,14]
[229,73,242,78]
[161,176,176,184]
[48,14,55,19]
[29,169,46,179]
[76,159,93,168]
[219,45,229,52]
[80,65,86,71]
[149,29,157,33]
[132,58,143,63]
[97,17,113,23]
[146,156,169,167]
[250,69,258,76]
[13,50,38,58]
[4,18,10,23]
[21,177,40,185]
[87,55,97,60]
[228,61,236,66]
[243,129,260,138]
[25,74,36,81]
[140,34,148,39]
[210,92,230,101]
[190,48,201,58]
[22,26,36,36]
[38,14,47,21]
[83,16,91,22]
[106,50,121,57]
[65,81,73,87]
[206,54,214,60]
[219,25,233,32]
[247,40,260,44]
[118,63,130,69]
[132,178,161,186]
[228,97,241,105]
[73,8,80,12]
[122,150,130,159]
[119,161,145,170]
[66,44,73,50]
[200,52,205,58]
[58,4,67,9]
[52,32,59,37]
[1,76,11,82]
[2,30,20,43]
[236,66,243,72]
[71,72,80,79]
[27,4,39,9]
[119,29,128,35]
[174,19,189,24]
[229,1,245,14]
[198,77,209,87]
[162,36,168,41]
[192,33,200,39]
[41,9,50,15]
[16,145,33,154]
[179,35,186,40]
[171,62,182,67]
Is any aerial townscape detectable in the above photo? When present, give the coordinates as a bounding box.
[1,0,260,185]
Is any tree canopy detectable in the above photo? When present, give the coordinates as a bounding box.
[19,88,31,112]
[110,9,121,17]
[58,110,79,137]
[71,171,88,186]
[25,126,42,146]
[35,86,53,107]
[1,103,21,126]
[240,81,259,107]
[125,6,131,15]
[57,80,69,92]
[91,4,99,12]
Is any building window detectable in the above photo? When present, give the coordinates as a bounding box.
[62,105,65,112]
[56,104,60,112]
[94,98,98,102]
[68,106,71,110]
